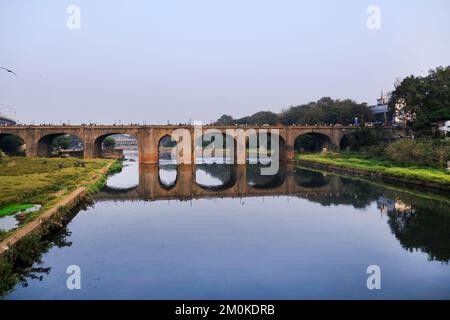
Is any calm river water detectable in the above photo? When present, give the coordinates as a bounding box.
[5,151,450,299]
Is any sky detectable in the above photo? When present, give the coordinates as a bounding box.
[0,0,449,124]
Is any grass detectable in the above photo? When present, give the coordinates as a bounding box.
[297,152,450,186]
[0,157,120,241]
[0,204,36,217]
[85,160,123,194]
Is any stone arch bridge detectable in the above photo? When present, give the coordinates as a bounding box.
[0,124,406,163]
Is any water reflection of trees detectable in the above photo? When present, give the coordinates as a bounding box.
[0,204,81,297]
[292,169,450,263]
[294,170,379,209]
[387,199,450,263]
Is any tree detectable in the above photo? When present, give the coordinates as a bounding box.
[244,111,279,125]
[340,127,379,151]
[51,135,72,150]
[389,66,450,135]
[213,97,374,126]
[215,111,279,125]
[279,98,373,125]
[215,114,235,125]
[103,137,116,149]
[0,135,24,155]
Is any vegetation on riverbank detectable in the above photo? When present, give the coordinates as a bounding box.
[389,66,450,135]
[0,204,79,298]
[0,204,35,217]
[0,232,52,297]
[0,157,121,241]
[342,136,450,169]
[0,156,122,297]
[297,151,450,187]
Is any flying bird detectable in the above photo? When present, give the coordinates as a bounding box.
[0,67,18,76]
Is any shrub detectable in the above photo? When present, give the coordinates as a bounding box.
[361,144,387,160]
[386,139,450,168]
[342,127,379,151]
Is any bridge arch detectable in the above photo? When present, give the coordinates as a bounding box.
[0,133,26,156]
[158,134,178,164]
[37,133,83,157]
[195,131,237,164]
[93,133,138,159]
[339,133,353,151]
[294,132,336,153]
[339,129,382,151]
[245,131,287,163]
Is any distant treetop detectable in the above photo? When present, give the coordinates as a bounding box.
[214,97,374,126]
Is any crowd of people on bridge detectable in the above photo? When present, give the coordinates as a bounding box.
[1,122,375,127]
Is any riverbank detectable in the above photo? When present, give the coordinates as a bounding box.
[297,153,450,191]
[0,157,121,248]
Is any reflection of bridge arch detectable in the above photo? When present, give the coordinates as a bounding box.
[294,168,331,188]
[95,163,350,202]
[246,164,286,189]
[195,164,237,191]
[101,185,139,194]
[158,164,178,190]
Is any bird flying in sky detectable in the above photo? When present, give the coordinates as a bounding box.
[0,67,18,76]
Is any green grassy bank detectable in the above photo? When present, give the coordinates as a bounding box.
[0,204,36,217]
[0,156,122,297]
[0,157,121,241]
[297,152,450,187]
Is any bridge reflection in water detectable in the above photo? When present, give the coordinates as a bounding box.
[4,160,450,299]
[97,162,450,264]
[96,163,347,202]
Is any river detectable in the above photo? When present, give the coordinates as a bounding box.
[5,151,450,299]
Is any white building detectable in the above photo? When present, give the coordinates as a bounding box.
[370,79,409,126]
[112,134,138,147]
[370,91,390,124]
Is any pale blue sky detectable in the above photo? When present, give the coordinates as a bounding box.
[1,0,449,124]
